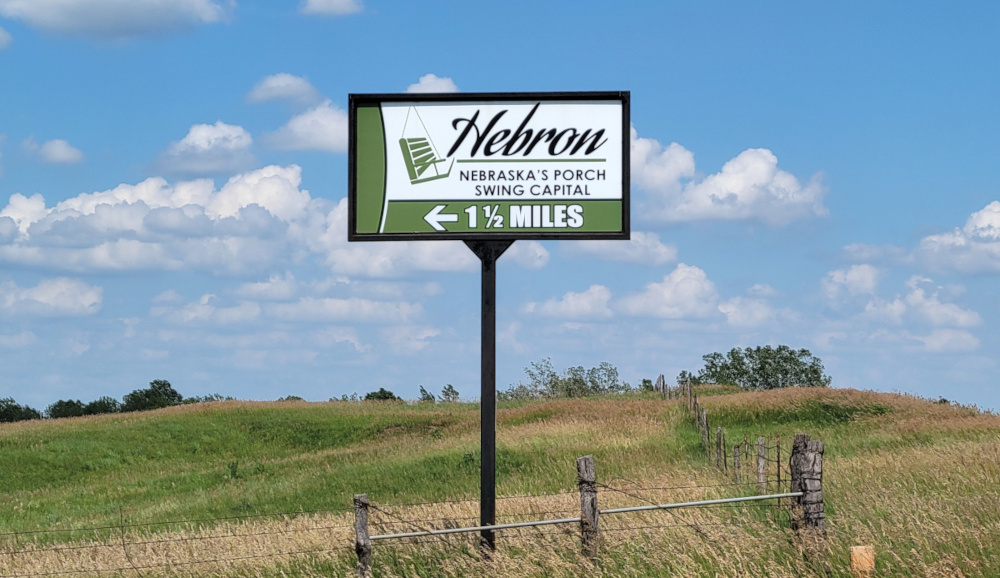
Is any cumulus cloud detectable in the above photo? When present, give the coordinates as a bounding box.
[910,328,980,353]
[264,100,348,153]
[0,166,549,277]
[247,73,322,108]
[915,201,1000,273]
[406,74,458,94]
[822,264,881,300]
[235,273,298,301]
[631,127,826,225]
[503,241,549,269]
[857,275,981,332]
[616,263,719,318]
[0,0,229,39]
[565,231,676,266]
[267,297,421,323]
[0,277,102,316]
[523,285,613,319]
[718,296,775,328]
[380,325,440,354]
[298,0,362,16]
[0,25,11,49]
[23,137,84,164]
[154,121,254,177]
[152,294,260,325]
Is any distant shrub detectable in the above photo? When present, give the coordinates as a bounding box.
[122,380,183,413]
[418,386,436,403]
[46,399,85,419]
[0,398,42,423]
[182,394,232,404]
[364,388,400,401]
[500,359,631,401]
[276,395,304,402]
[83,396,121,415]
[440,384,459,403]
[639,378,654,392]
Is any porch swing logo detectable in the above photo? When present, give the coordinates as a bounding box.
[399,102,609,186]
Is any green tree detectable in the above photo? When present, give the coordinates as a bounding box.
[685,346,831,390]
[440,384,460,403]
[363,388,400,401]
[639,378,654,392]
[418,386,436,403]
[0,398,42,422]
[500,358,631,400]
[122,380,183,413]
[46,399,85,419]
[83,396,121,415]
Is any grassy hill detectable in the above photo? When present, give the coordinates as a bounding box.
[0,387,997,576]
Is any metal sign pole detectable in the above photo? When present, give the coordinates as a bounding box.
[464,240,513,554]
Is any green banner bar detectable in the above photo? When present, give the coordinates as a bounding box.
[382,200,622,234]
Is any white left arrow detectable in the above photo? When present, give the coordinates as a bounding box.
[424,204,459,231]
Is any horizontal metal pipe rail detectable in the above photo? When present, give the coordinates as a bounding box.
[369,491,803,541]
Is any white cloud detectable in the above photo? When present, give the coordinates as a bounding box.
[566,231,677,266]
[903,276,981,328]
[915,201,1000,273]
[247,73,322,107]
[0,167,548,278]
[631,127,826,225]
[718,296,774,328]
[747,283,778,297]
[154,121,254,177]
[152,294,261,325]
[0,25,11,49]
[235,273,298,301]
[503,240,549,269]
[23,137,84,164]
[406,73,458,94]
[822,264,880,300]
[299,0,362,16]
[0,331,35,347]
[617,263,719,318]
[0,277,102,316]
[266,297,422,323]
[380,325,440,354]
[910,328,980,353]
[523,285,613,319]
[264,100,348,153]
[0,0,229,39]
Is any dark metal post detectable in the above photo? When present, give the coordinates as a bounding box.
[465,240,513,554]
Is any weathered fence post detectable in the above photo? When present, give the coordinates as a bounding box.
[354,494,372,578]
[789,433,825,532]
[577,455,600,558]
[655,374,666,399]
[700,408,709,456]
[757,437,767,494]
[686,380,692,410]
[715,427,723,469]
[733,444,741,482]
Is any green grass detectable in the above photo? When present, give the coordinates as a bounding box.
[1,388,998,577]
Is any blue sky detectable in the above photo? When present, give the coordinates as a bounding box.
[0,1,998,410]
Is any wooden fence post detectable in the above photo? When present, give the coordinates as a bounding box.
[700,408,709,457]
[354,494,372,578]
[789,433,825,532]
[733,444,741,482]
[686,381,692,410]
[577,455,600,558]
[715,427,723,469]
[757,437,767,494]
[655,374,666,399]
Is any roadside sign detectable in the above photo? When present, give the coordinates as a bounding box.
[349,91,630,241]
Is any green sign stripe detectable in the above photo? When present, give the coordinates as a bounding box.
[355,106,386,234]
[455,158,606,164]
[382,200,622,234]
